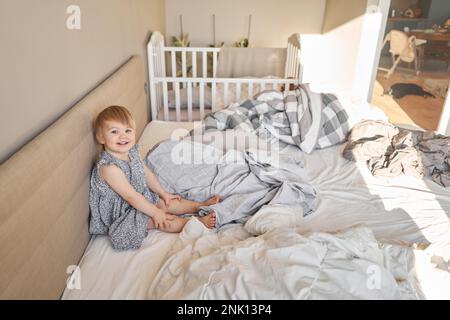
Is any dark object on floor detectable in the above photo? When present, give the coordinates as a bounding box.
[385,83,435,99]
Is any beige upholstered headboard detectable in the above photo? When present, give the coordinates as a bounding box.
[0,55,149,299]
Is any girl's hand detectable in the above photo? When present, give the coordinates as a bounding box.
[152,210,174,229]
[161,192,181,207]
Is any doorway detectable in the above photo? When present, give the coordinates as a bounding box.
[371,0,450,131]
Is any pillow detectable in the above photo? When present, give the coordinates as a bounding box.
[168,87,212,109]
[308,83,389,130]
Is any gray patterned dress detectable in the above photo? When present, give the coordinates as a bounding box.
[89,145,159,250]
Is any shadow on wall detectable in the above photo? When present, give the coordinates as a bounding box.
[322,0,369,33]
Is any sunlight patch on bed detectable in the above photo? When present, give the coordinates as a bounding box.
[358,161,449,219]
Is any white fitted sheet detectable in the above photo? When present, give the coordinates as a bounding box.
[62,121,450,299]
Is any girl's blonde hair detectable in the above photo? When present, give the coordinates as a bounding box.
[94,105,135,136]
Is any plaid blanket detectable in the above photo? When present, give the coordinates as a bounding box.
[196,85,350,153]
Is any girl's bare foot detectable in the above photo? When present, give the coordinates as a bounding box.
[198,212,216,229]
[147,215,187,233]
[202,195,222,206]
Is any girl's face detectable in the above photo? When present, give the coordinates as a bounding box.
[97,120,136,160]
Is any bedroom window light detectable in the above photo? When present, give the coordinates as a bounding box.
[357,162,449,241]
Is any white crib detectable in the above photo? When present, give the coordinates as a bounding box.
[147,31,302,122]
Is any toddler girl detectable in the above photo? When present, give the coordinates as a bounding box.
[89,105,219,250]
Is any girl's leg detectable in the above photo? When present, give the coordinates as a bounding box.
[147,212,217,231]
[157,195,221,215]
[147,215,188,233]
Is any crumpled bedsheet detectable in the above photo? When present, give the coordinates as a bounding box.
[343,120,450,187]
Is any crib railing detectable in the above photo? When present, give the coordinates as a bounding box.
[164,46,221,80]
[152,77,299,122]
[285,33,302,80]
[147,31,302,122]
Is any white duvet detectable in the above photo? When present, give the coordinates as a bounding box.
[148,215,422,300]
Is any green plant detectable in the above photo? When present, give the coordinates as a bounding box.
[172,33,190,47]
[172,33,192,77]
[233,38,249,48]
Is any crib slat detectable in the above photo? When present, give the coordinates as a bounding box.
[199,82,205,119]
[155,44,160,78]
[192,51,197,83]
[212,82,217,112]
[160,45,167,119]
[236,82,241,102]
[284,46,289,78]
[160,44,166,78]
[291,46,296,79]
[175,82,181,121]
[284,82,289,94]
[292,46,295,78]
[163,81,169,121]
[187,82,193,122]
[272,82,277,90]
[202,51,207,78]
[171,50,176,77]
[224,82,229,107]
[248,81,253,99]
[156,83,162,118]
[213,51,218,77]
[155,45,162,116]
[286,44,293,78]
[291,48,296,79]
[288,45,294,77]
[182,51,187,88]
[149,46,158,120]
[260,83,266,93]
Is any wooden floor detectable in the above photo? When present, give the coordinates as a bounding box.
[371,69,449,131]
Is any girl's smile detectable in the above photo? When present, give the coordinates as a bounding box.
[97,120,136,160]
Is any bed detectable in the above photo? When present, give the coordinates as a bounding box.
[2,53,449,300]
[61,120,450,300]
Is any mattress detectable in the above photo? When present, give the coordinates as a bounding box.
[62,121,450,300]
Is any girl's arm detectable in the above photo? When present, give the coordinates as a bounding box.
[144,165,181,205]
[143,165,168,196]
[100,164,173,229]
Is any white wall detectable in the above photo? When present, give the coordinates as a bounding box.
[166,0,385,102]
[0,0,165,163]
[301,17,367,93]
[165,0,326,47]
[301,1,368,94]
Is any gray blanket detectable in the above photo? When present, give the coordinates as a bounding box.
[196,86,349,154]
[343,120,450,187]
[145,140,317,228]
